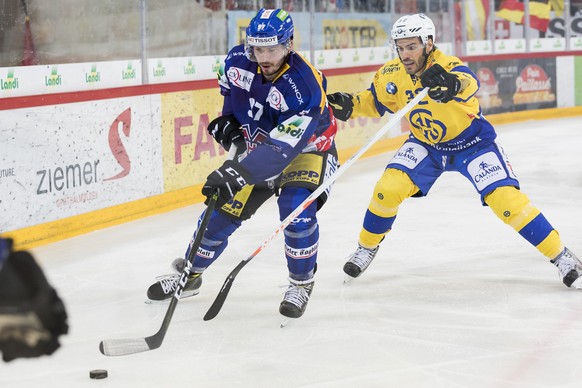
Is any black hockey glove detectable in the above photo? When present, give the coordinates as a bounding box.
[327,92,354,121]
[207,114,246,152]
[201,160,252,206]
[420,64,461,103]
[0,239,69,362]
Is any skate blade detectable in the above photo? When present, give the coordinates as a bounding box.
[280,317,294,328]
[144,290,199,304]
[571,277,582,290]
[144,299,169,305]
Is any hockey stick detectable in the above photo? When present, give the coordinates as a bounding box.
[98,140,244,356]
[99,189,219,356]
[203,87,429,321]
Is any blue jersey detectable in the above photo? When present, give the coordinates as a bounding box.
[218,44,337,183]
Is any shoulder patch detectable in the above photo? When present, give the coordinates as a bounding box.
[227,67,254,91]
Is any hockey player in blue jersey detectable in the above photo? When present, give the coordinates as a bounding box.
[328,13,582,288]
[147,8,339,319]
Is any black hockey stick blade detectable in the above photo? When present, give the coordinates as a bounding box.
[203,260,249,321]
[99,190,219,356]
[202,275,234,321]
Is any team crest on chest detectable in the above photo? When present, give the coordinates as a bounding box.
[242,125,269,152]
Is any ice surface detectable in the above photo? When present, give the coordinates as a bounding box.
[3,116,582,388]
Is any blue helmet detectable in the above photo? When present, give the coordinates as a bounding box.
[246,8,294,49]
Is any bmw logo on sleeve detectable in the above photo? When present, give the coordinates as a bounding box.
[386,82,398,95]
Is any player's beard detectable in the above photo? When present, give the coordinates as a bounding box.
[259,61,283,80]
[402,50,429,76]
[402,57,425,75]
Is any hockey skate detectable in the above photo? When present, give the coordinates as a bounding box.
[146,258,202,302]
[279,278,314,325]
[343,244,379,281]
[551,248,582,289]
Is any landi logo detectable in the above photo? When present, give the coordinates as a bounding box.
[104,107,132,181]
[212,57,221,73]
[45,66,62,87]
[153,60,166,77]
[1,69,19,90]
[122,63,136,80]
[184,59,196,75]
[85,64,101,83]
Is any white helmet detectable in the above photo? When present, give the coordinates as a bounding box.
[391,13,436,46]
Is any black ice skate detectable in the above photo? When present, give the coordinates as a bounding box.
[551,248,582,289]
[343,244,379,280]
[146,258,202,302]
[279,278,314,320]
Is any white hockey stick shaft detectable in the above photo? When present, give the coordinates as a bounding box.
[257,87,428,256]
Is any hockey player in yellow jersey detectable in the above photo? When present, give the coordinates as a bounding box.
[327,13,582,289]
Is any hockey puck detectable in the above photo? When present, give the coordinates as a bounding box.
[89,369,108,379]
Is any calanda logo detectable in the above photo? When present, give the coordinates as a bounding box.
[474,161,502,183]
[395,147,418,163]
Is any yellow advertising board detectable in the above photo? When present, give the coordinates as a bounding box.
[160,89,227,192]
[158,68,402,193]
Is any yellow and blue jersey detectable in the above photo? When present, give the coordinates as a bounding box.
[352,49,496,153]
